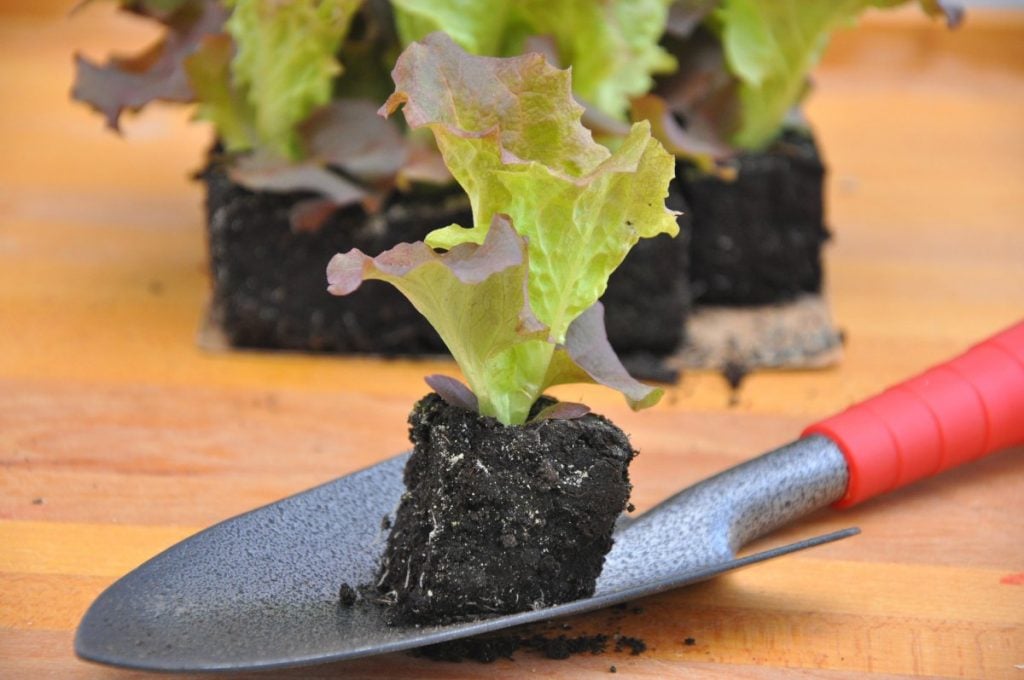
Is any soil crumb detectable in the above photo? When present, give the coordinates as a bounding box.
[721,359,749,391]
[338,583,357,607]
[614,635,647,656]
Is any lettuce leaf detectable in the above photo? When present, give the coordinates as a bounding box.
[328,215,550,421]
[328,217,661,424]
[715,0,960,150]
[184,33,256,150]
[331,35,674,424]
[224,0,361,160]
[71,0,228,130]
[186,3,424,228]
[390,0,676,121]
[392,0,513,56]
[381,33,678,343]
[222,99,415,231]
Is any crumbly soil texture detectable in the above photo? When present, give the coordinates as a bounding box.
[205,160,691,359]
[376,394,636,625]
[203,162,471,354]
[679,128,830,306]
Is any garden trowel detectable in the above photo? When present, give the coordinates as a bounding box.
[75,321,1024,672]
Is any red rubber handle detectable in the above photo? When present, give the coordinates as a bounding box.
[803,321,1024,507]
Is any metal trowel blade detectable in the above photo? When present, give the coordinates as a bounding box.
[76,443,856,673]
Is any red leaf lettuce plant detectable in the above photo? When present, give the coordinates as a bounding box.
[640,0,962,173]
[326,34,678,425]
[72,0,682,231]
[73,1,961,218]
[73,0,450,229]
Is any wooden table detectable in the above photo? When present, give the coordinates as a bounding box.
[2,3,1022,678]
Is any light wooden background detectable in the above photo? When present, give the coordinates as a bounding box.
[1,3,1022,678]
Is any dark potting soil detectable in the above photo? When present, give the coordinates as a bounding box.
[203,163,470,354]
[601,184,692,357]
[376,393,636,625]
[679,128,830,306]
[204,160,692,359]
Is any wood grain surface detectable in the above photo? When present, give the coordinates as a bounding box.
[1,3,1022,678]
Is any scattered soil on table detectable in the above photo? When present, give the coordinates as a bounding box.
[375,394,636,625]
[721,360,749,391]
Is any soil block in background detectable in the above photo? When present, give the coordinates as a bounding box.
[679,128,830,306]
[203,162,694,360]
[203,164,468,355]
[376,394,636,624]
[602,184,692,357]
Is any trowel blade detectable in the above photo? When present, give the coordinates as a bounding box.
[75,453,856,673]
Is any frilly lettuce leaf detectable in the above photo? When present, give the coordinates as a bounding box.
[392,0,513,57]
[71,0,228,130]
[533,0,676,120]
[224,0,361,160]
[327,215,548,422]
[381,33,678,344]
[390,0,676,121]
[714,0,960,150]
[544,302,663,411]
[327,217,661,424]
[330,36,672,424]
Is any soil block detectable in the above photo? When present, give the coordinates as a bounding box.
[203,163,471,354]
[377,393,636,624]
[205,163,691,359]
[678,128,830,306]
[601,184,692,356]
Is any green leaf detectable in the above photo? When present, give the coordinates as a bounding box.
[391,0,515,56]
[715,0,952,150]
[390,0,676,121]
[327,216,551,423]
[518,0,676,121]
[349,34,673,424]
[224,0,361,159]
[382,33,678,344]
[184,33,256,151]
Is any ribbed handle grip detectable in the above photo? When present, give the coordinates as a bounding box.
[803,321,1024,507]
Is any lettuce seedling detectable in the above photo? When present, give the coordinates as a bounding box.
[72,0,448,229]
[644,0,960,166]
[327,34,678,425]
[390,0,677,122]
[70,0,681,228]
